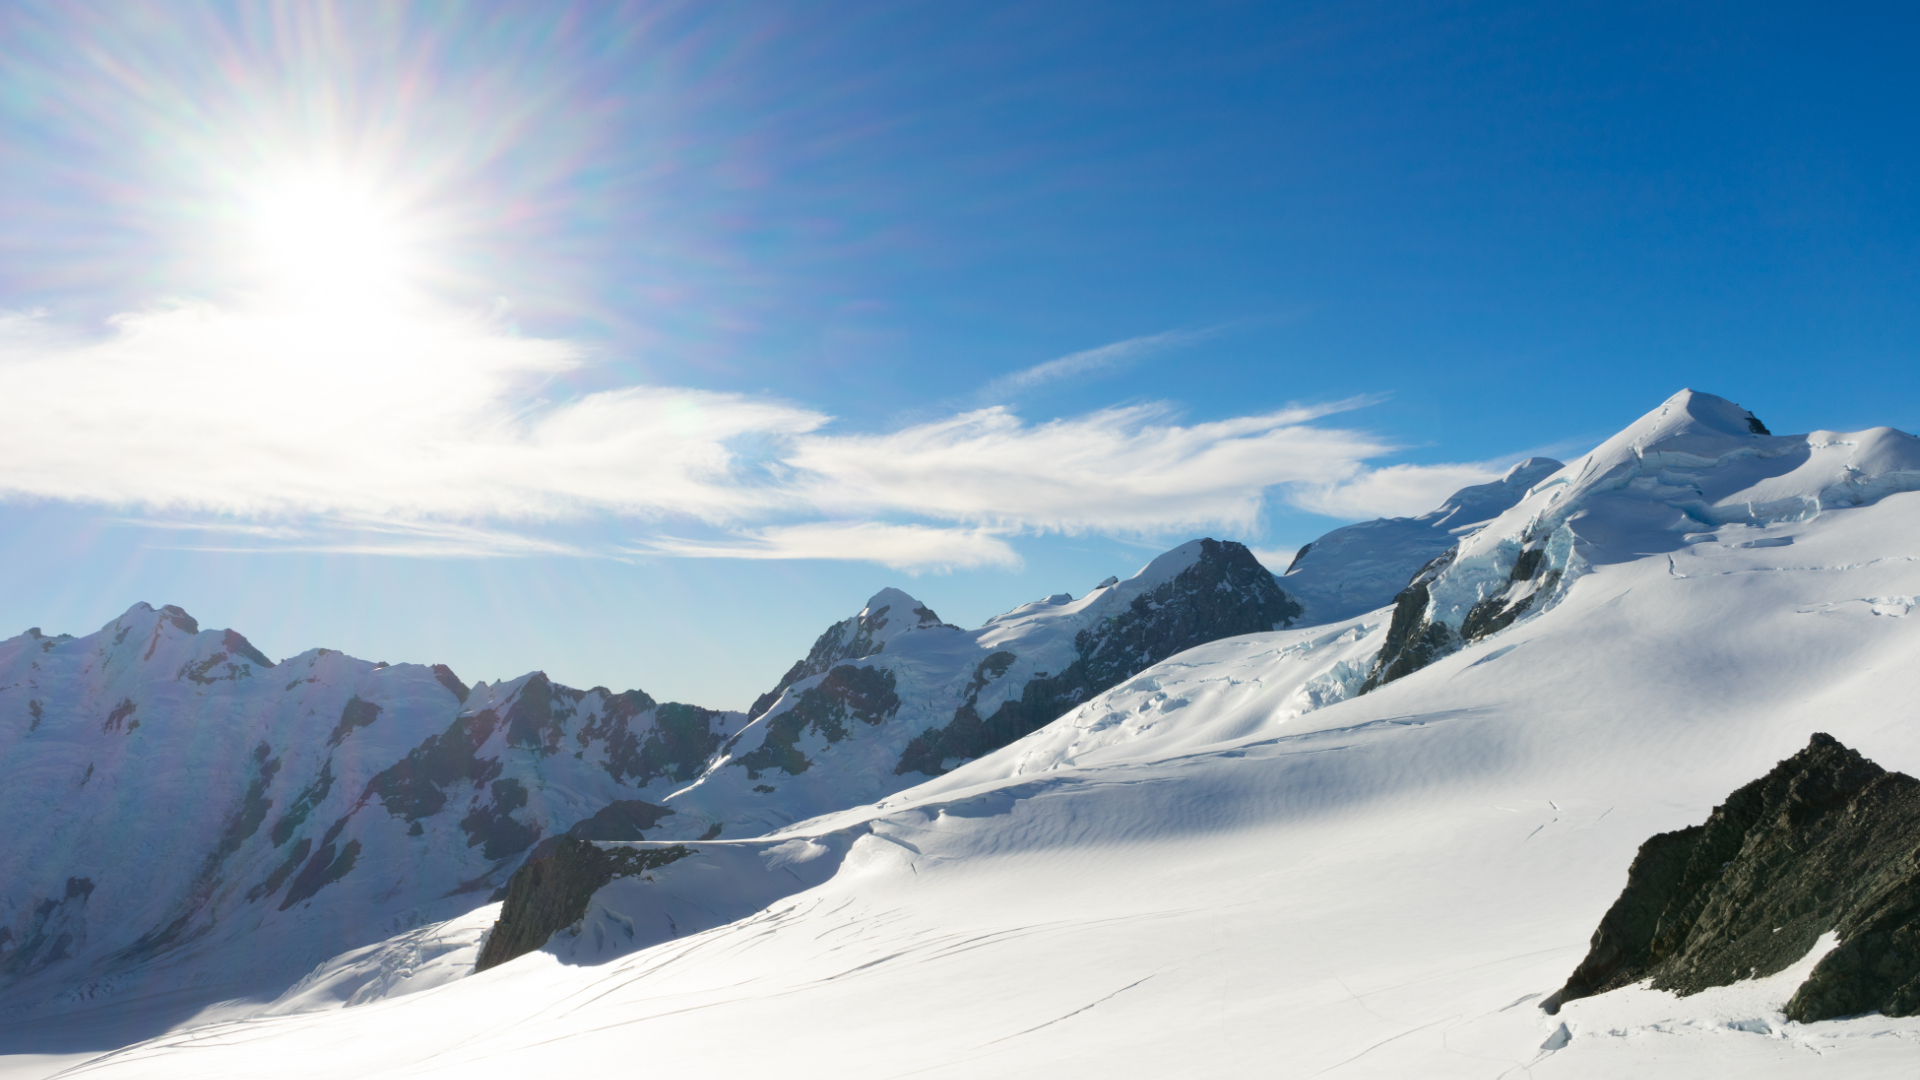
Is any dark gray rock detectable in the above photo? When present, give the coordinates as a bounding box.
[736,665,901,779]
[748,598,951,721]
[1358,553,1457,693]
[474,837,690,973]
[1548,733,1920,1022]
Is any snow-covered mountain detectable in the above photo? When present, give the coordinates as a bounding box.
[0,607,746,1018]
[0,534,1315,1023]
[18,388,1920,1078]
[658,536,1302,839]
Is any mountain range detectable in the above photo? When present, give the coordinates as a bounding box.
[8,389,1920,1077]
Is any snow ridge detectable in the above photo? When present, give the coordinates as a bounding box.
[1364,389,1920,688]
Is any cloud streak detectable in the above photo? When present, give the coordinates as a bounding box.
[636,522,1020,572]
[980,328,1209,400]
[0,304,1523,569]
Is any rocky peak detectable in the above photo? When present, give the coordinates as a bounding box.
[857,587,952,644]
[1548,733,1920,1023]
[894,538,1301,777]
[747,589,954,720]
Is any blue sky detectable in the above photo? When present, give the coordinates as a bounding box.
[0,1,1913,707]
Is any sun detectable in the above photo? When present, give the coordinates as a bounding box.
[243,167,419,307]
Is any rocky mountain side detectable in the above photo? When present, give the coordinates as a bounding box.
[474,838,690,973]
[655,537,1305,840]
[0,605,744,1012]
[1549,733,1920,1022]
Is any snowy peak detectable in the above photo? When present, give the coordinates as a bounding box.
[1620,387,1774,448]
[857,587,952,644]
[746,589,955,721]
[1364,388,1920,690]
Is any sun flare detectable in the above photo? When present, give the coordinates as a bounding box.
[243,168,419,307]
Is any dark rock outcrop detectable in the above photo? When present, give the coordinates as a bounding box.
[474,837,691,973]
[748,598,951,721]
[1361,535,1562,694]
[736,664,901,779]
[1358,553,1457,693]
[1548,733,1920,1022]
[895,539,1301,776]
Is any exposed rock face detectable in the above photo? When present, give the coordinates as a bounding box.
[748,590,952,721]
[895,538,1300,775]
[474,837,689,973]
[1549,734,1920,1022]
[735,664,901,779]
[1357,553,1456,693]
[1360,534,1564,693]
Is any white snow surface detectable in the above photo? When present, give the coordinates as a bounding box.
[11,390,1920,1076]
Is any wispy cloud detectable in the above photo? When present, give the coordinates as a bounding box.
[635,522,1019,572]
[0,304,826,522]
[136,518,602,559]
[0,304,1525,569]
[790,399,1388,533]
[980,328,1211,401]
[1289,460,1512,520]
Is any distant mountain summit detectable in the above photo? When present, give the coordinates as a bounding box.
[661,537,1302,841]
[0,602,743,1014]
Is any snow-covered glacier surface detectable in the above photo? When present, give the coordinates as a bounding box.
[10,390,1920,1078]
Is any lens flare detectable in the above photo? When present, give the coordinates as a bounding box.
[242,165,419,308]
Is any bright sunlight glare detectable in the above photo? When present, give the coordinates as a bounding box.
[243,168,419,307]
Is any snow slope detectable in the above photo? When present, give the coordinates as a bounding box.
[18,389,1920,1077]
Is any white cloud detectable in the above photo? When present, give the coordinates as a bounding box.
[635,522,1020,572]
[135,517,601,559]
[0,303,825,522]
[0,303,1530,570]
[1288,461,1513,520]
[980,329,1208,400]
[790,401,1390,533]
